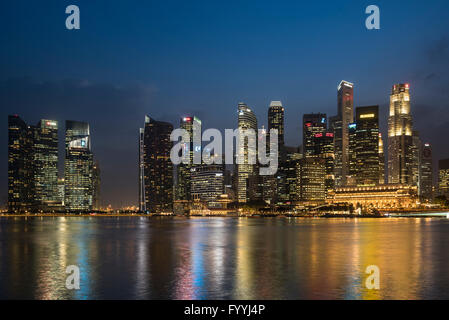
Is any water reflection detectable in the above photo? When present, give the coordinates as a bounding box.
[0,217,448,300]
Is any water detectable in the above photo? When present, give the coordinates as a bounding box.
[1,216,449,300]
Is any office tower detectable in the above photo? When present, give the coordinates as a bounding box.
[419,143,433,203]
[8,115,60,213]
[237,103,257,203]
[438,159,449,199]
[142,116,173,213]
[411,131,421,188]
[176,116,202,201]
[57,178,65,208]
[314,132,335,195]
[191,164,224,205]
[268,101,285,148]
[297,157,326,202]
[92,160,101,210]
[353,106,380,187]
[348,122,357,186]
[8,115,33,213]
[379,133,385,184]
[32,120,59,211]
[303,113,327,157]
[64,121,94,212]
[388,83,414,185]
[284,147,301,202]
[263,103,284,205]
[138,127,145,211]
[329,115,343,187]
[333,80,354,186]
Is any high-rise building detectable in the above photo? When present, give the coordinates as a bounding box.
[237,103,257,203]
[92,160,101,210]
[191,164,224,205]
[353,106,380,187]
[334,80,354,186]
[411,131,421,188]
[138,127,145,211]
[263,102,285,205]
[329,115,343,187]
[64,121,94,212]
[176,116,202,201]
[8,115,60,213]
[268,101,285,148]
[314,132,335,195]
[438,159,449,200]
[32,120,59,211]
[303,113,327,157]
[348,122,357,186]
[297,157,326,202]
[8,115,33,213]
[388,83,414,185]
[142,116,173,213]
[379,133,385,184]
[419,143,433,203]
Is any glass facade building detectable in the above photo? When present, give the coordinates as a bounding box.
[388,84,414,185]
[64,120,93,212]
[142,116,173,213]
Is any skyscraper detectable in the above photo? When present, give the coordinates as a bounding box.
[419,143,433,203]
[353,106,380,187]
[329,115,343,187]
[268,101,284,148]
[191,164,224,205]
[64,121,94,212]
[379,133,385,184]
[438,159,449,200]
[138,127,145,212]
[267,102,285,204]
[8,115,33,213]
[303,113,327,157]
[176,116,202,201]
[297,157,326,202]
[8,115,59,213]
[92,160,101,210]
[32,120,59,211]
[142,116,173,213]
[314,132,335,195]
[334,80,354,186]
[237,103,257,203]
[388,83,414,185]
[411,131,421,188]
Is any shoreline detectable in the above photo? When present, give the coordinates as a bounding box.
[1,212,448,219]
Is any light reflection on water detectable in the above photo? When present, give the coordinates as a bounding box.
[0,216,448,300]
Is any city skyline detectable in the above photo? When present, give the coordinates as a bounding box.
[2,1,449,207]
[4,80,449,210]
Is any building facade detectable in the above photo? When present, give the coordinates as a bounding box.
[352,106,380,187]
[64,121,94,212]
[191,164,224,206]
[32,120,59,212]
[334,80,354,187]
[142,116,174,213]
[327,184,419,209]
[8,115,60,213]
[237,103,258,203]
[303,113,327,158]
[8,115,33,213]
[176,116,202,201]
[388,84,414,185]
[438,159,449,200]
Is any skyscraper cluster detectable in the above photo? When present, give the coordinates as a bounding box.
[8,115,100,213]
[138,81,441,214]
